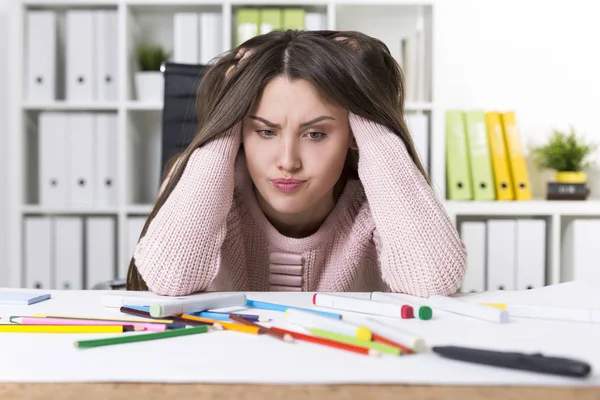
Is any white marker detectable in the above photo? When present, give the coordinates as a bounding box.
[365,317,428,353]
[150,293,247,318]
[102,294,166,308]
[313,293,411,318]
[286,308,372,341]
[484,303,600,323]
[428,295,509,323]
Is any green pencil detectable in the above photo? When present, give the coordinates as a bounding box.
[309,328,401,356]
[75,325,211,349]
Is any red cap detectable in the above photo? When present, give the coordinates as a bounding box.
[401,305,414,319]
[313,293,317,305]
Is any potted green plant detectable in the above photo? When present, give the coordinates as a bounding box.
[532,126,597,184]
[134,42,170,102]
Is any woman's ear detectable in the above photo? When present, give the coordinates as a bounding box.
[348,130,358,150]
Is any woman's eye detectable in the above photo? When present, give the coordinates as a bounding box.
[307,132,326,140]
[256,130,276,138]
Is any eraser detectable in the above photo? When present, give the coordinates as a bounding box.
[401,305,414,319]
[418,306,432,320]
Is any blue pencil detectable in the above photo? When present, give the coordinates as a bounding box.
[245,300,342,319]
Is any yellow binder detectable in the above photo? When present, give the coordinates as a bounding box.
[485,112,514,200]
[500,111,532,200]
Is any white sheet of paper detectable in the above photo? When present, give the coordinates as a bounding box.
[0,282,599,386]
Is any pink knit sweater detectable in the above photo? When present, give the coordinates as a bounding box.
[134,114,467,297]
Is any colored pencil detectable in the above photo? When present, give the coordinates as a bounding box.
[125,306,267,323]
[120,306,213,327]
[372,333,413,354]
[309,328,401,356]
[180,314,259,334]
[229,315,294,343]
[270,327,380,357]
[245,299,342,319]
[0,325,141,334]
[10,317,167,332]
[75,325,212,348]
[33,313,174,324]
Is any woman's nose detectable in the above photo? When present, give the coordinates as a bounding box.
[276,138,301,172]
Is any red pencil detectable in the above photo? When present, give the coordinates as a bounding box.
[372,333,413,354]
[270,327,381,357]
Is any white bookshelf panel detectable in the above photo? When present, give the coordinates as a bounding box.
[126,110,162,205]
[125,3,225,101]
[23,101,119,111]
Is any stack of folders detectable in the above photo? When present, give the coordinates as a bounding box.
[26,9,118,103]
[173,12,223,65]
[399,7,430,102]
[38,112,118,209]
[23,216,117,291]
[235,8,327,47]
[405,112,430,174]
[459,219,546,293]
[446,110,532,201]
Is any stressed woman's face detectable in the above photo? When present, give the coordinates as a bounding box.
[242,76,353,218]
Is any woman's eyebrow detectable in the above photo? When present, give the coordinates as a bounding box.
[248,115,335,129]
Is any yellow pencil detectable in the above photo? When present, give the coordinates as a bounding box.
[180,314,260,335]
[0,325,141,333]
[32,314,174,324]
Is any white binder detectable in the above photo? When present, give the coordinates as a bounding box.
[26,11,57,102]
[125,216,147,279]
[173,13,199,64]
[24,217,53,289]
[459,221,486,293]
[85,217,116,289]
[515,219,546,290]
[199,12,223,64]
[305,13,326,30]
[95,10,118,102]
[405,112,429,173]
[54,217,84,290]
[67,113,95,208]
[486,219,516,291]
[94,113,118,207]
[562,219,600,282]
[39,112,69,206]
[66,10,96,102]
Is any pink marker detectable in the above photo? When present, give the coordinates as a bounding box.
[11,317,165,332]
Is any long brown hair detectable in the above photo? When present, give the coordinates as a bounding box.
[126,29,428,291]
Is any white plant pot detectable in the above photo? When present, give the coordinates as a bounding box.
[135,71,164,103]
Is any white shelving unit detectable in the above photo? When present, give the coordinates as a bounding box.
[8,0,597,290]
[8,0,440,288]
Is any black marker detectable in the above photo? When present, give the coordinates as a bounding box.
[432,346,592,378]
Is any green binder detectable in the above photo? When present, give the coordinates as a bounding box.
[260,9,282,34]
[446,110,473,200]
[236,8,259,46]
[464,110,496,200]
[282,8,305,30]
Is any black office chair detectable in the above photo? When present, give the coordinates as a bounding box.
[92,62,208,290]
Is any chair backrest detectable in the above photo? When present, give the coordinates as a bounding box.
[161,62,208,174]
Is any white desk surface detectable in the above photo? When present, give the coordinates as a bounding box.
[0,281,599,387]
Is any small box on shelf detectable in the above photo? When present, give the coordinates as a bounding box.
[546,182,590,201]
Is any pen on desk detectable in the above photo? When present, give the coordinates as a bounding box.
[432,346,592,378]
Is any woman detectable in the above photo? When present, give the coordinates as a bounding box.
[126,30,467,297]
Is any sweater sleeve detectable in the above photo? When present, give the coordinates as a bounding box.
[133,125,241,296]
[349,113,467,297]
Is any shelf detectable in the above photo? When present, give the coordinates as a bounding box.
[23,0,118,5]
[126,0,224,5]
[444,200,600,217]
[405,101,433,111]
[22,205,120,215]
[23,102,119,111]
[127,204,154,214]
[335,0,434,5]
[126,102,163,111]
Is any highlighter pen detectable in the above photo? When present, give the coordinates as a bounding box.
[432,346,591,378]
